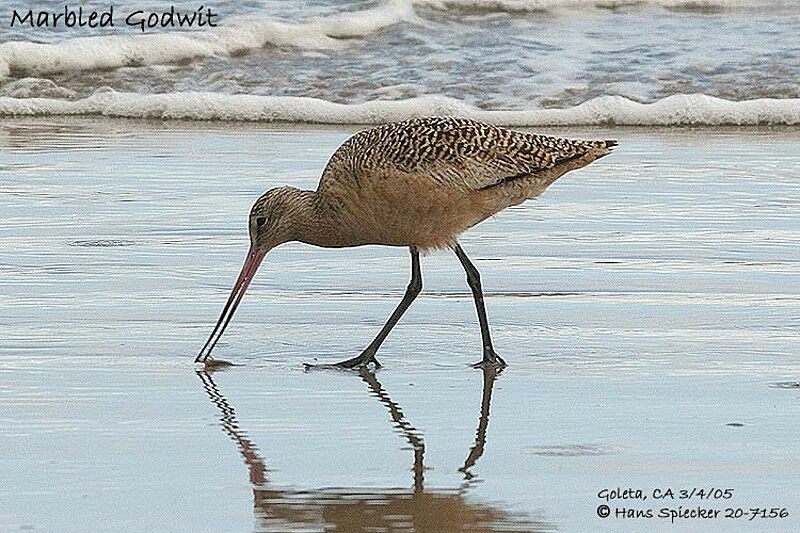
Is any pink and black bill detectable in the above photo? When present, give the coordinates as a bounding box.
[195,247,266,363]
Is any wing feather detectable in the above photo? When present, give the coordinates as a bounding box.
[320,117,612,193]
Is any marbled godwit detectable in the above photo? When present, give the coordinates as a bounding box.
[195,117,616,369]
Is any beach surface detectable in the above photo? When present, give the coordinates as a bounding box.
[1,119,799,532]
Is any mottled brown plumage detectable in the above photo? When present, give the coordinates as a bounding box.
[251,117,614,251]
[197,117,616,368]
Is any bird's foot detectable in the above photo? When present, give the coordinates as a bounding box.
[304,351,381,371]
[471,349,506,370]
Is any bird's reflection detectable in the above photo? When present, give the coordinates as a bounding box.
[197,368,549,533]
[459,366,498,482]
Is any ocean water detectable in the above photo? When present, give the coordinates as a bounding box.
[1,0,800,124]
[1,119,799,531]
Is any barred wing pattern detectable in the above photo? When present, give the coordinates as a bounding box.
[320,117,614,193]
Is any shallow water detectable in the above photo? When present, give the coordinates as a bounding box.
[1,119,799,532]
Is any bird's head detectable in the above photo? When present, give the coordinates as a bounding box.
[196,186,309,363]
[248,186,303,253]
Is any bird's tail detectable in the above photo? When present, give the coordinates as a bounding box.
[596,139,618,158]
[516,139,617,200]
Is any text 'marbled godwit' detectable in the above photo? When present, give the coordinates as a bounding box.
[195,117,616,369]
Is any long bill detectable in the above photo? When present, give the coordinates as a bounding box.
[195,246,267,363]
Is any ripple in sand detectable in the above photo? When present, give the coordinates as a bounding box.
[769,381,800,389]
[522,444,625,457]
[69,239,137,247]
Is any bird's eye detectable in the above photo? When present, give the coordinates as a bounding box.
[256,216,266,228]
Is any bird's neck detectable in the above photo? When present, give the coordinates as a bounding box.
[285,189,350,248]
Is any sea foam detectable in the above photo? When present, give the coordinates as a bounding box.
[1,0,786,79]
[1,91,799,126]
[416,0,791,12]
[0,0,414,77]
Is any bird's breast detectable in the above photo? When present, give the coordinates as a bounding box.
[320,172,505,250]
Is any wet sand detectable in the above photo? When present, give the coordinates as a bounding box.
[1,118,799,532]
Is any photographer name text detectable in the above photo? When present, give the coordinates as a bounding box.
[595,486,790,524]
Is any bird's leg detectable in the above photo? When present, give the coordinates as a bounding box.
[452,243,506,369]
[310,248,422,370]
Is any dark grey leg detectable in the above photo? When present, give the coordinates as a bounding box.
[323,247,422,369]
[452,243,506,369]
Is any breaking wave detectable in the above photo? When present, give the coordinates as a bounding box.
[0,0,414,77]
[1,0,791,79]
[2,91,799,126]
[416,0,792,12]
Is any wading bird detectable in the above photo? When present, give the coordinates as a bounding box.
[195,117,615,369]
